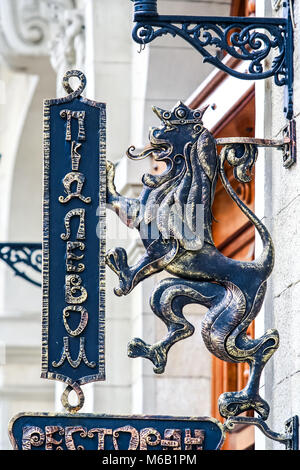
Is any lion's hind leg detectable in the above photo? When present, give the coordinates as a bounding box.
[128,278,225,374]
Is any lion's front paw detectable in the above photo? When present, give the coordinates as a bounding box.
[128,338,148,358]
[128,338,167,374]
[116,270,134,296]
[106,160,115,179]
[106,160,117,201]
[106,247,128,274]
[106,248,134,296]
[114,286,125,297]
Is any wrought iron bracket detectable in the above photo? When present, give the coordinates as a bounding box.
[224,415,299,450]
[282,118,297,167]
[216,118,297,167]
[0,243,42,287]
[131,0,294,120]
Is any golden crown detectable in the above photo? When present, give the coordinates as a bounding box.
[152,101,209,125]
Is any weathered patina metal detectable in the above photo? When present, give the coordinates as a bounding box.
[130,0,294,120]
[216,119,297,168]
[8,412,225,450]
[41,70,106,413]
[106,101,277,422]
[224,415,299,451]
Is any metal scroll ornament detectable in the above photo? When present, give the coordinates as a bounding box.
[0,242,42,287]
[106,101,277,423]
[130,0,294,120]
[42,71,106,413]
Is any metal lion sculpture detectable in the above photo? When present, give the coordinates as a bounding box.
[106,101,278,420]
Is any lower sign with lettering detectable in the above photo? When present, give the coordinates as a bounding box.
[8,413,225,450]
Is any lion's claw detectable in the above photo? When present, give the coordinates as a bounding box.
[106,248,134,295]
[114,287,124,297]
[127,338,167,374]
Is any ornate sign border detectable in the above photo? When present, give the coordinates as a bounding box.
[41,78,106,390]
[8,412,225,451]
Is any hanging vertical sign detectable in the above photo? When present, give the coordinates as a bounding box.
[41,70,106,412]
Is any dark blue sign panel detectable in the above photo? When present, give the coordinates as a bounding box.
[9,413,225,450]
[41,71,106,399]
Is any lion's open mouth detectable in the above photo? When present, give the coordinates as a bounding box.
[149,131,172,161]
[126,133,171,161]
[126,144,164,161]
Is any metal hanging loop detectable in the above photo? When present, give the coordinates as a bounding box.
[62,70,87,98]
[61,383,85,414]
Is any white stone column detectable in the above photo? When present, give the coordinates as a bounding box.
[85,0,132,162]
[268,0,300,450]
[253,0,274,450]
[255,0,300,451]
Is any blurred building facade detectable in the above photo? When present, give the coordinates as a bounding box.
[0,0,299,451]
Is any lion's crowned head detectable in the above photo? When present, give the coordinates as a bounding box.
[127,102,219,251]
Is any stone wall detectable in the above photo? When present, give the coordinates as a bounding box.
[255,0,300,450]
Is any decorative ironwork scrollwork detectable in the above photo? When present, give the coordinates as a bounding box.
[225,415,299,450]
[133,19,287,84]
[0,243,42,287]
[131,0,294,119]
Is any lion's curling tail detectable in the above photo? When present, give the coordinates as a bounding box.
[207,144,279,419]
[201,278,279,420]
[201,279,279,366]
[219,144,274,280]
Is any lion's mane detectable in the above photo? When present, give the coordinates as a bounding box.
[141,127,219,250]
